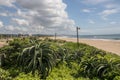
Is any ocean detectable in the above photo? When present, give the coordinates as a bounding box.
[63,34,120,40]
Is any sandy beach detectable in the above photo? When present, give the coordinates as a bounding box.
[0,42,6,48]
[54,37,120,56]
[0,39,8,48]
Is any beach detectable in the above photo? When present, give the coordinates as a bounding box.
[0,39,9,48]
[0,41,6,48]
[54,37,120,56]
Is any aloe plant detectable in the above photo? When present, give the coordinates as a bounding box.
[80,57,120,79]
[18,42,57,79]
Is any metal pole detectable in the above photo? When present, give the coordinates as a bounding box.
[0,34,2,39]
[55,33,56,41]
[76,27,80,47]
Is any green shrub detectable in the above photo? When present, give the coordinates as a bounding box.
[114,76,120,80]
[13,72,40,80]
[18,42,58,79]
[79,57,120,80]
[0,68,12,80]
[0,37,120,80]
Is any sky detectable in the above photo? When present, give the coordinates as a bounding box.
[0,0,120,35]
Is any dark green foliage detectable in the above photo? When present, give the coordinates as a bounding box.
[0,46,14,58]
[0,45,14,67]
[61,42,120,80]
[0,53,6,67]
[18,42,57,79]
[79,57,120,79]
[9,38,32,52]
[0,38,33,67]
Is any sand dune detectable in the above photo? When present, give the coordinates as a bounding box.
[55,37,120,56]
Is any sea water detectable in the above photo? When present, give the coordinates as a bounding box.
[64,34,120,40]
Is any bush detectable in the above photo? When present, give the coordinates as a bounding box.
[0,68,12,80]
[13,72,40,80]
[79,57,120,80]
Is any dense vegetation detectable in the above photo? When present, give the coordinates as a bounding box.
[0,37,120,80]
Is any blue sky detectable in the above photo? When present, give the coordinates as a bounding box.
[63,0,120,35]
[0,0,120,35]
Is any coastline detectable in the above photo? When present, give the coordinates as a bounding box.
[52,37,120,56]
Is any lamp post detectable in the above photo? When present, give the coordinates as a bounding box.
[76,27,80,47]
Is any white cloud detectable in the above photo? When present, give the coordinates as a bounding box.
[0,21,4,28]
[82,9,91,13]
[99,8,119,20]
[110,21,117,24]
[0,0,15,7]
[88,20,95,24]
[6,25,14,31]
[12,18,29,26]
[105,4,118,9]
[100,9,119,16]
[82,0,109,5]
[101,16,108,20]
[17,9,39,19]
[5,25,28,34]
[0,13,7,16]
[14,0,75,34]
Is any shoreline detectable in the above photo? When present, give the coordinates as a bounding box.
[53,37,120,56]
